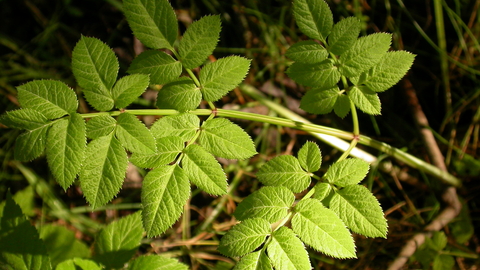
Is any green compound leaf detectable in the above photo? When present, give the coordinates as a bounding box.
[130,136,184,168]
[199,56,251,102]
[256,155,310,193]
[348,86,381,115]
[112,74,150,109]
[339,33,392,77]
[292,198,356,258]
[360,51,416,92]
[80,133,128,210]
[218,218,271,257]
[179,15,221,69]
[128,255,189,270]
[293,0,333,42]
[123,0,177,50]
[333,94,351,118]
[0,108,48,130]
[287,60,341,88]
[39,225,90,267]
[0,192,52,270]
[286,40,328,64]
[267,227,311,270]
[17,80,78,119]
[182,144,227,196]
[86,115,116,139]
[328,17,362,55]
[234,186,295,223]
[297,141,321,172]
[330,185,387,238]
[72,36,118,111]
[325,158,370,187]
[93,211,144,269]
[198,118,256,159]
[156,77,201,112]
[115,112,156,155]
[150,113,200,140]
[300,86,339,115]
[233,250,272,270]
[46,113,86,190]
[14,125,50,162]
[56,258,102,270]
[128,50,182,85]
[141,165,190,237]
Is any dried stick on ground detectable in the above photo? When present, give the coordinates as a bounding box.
[388,79,462,270]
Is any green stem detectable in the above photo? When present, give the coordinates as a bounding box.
[76,87,461,187]
[239,84,462,187]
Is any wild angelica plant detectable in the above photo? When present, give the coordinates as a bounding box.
[0,0,418,268]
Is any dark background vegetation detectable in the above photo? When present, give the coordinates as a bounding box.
[0,0,479,269]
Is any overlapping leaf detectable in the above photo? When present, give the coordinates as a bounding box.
[128,50,182,85]
[112,74,150,109]
[130,136,184,168]
[300,87,339,115]
[325,158,369,187]
[123,0,178,50]
[115,112,156,155]
[313,182,333,201]
[256,155,310,193]
[360,51,416,92]
[198,118,256,159]
[297,141,321,172]
[286,40,328,64]
[86,115,116,139]
[348,86,381,115]
[179,15,221,69]
[199,56,251,102]
[128,255,188,270]
[46,113,86,189]
[0,192,52,270]
[72,36,118,111]
[150,113,200,140]
[218,218,271,257]
[56,258,102,270]
[267,227,311,270]
[156,77,201,112]
[339,33,392,77]
[328,17,361,55]
[333,94,351,118]
[292,0,333,42]
[292,199,356,258]
[287,60,341,88]
[182,144,227,195]
[0,108,48,130]
[80,133,128,209]
[93,211,144,269]
[17,80,77,119]
[233,251,272,270]
[14,125,50,161]
[234,186,295,223]
[39,225,90,266]
[330,185,387,238]
[141,165,190,237]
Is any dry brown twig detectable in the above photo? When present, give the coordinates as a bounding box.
[388,79,462,270]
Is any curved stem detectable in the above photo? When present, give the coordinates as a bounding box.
[76,92,461,187]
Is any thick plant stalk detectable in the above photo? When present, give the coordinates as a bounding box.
[387,79,462,270]
[239,84,461,187]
